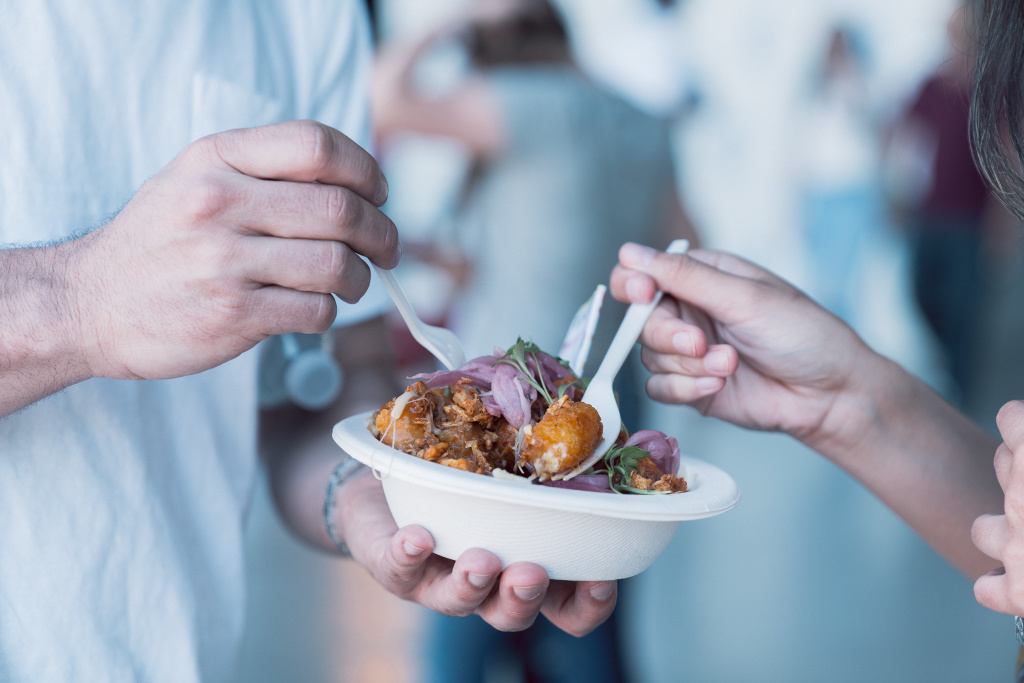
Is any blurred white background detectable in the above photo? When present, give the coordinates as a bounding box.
[236,0,1023,680]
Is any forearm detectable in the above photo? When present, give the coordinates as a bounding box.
[811,352,1003,578]
[261,409,372,553]
[0,239,92,416]
[260,316,401,552]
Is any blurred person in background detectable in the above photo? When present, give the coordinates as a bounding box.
[797,23,883,325]
[606,0,1024,676]
[889,4,996,405]
[0,3,615,681]
[372,0,697,680]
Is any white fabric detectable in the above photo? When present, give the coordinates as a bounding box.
[0,2,378,681]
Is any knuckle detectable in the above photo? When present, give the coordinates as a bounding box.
[324,186,356,226]
[324,241,350,282]
[182,177,235,224]
[187,133,222,164]
[298,121,334,173]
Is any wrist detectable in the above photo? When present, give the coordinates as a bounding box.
[324,456,372,557]
[801,347,906,461]
[0,239,93,403]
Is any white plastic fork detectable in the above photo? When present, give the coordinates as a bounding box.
[372,264,467,371]
[557,239,690,481]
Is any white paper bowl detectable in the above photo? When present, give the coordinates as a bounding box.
[333,412,740,580]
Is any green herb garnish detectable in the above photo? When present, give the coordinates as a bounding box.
[596,444,671,495]
[494,338,555,405]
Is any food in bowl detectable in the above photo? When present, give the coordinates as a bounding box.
[372,339,687,494]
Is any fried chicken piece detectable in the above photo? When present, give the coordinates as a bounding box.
[375,381,515,474]
[519,395,602,480]
[375,382,446,454]
[628,456,688,493]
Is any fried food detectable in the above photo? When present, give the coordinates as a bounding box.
[371,341,687,494]
[376,380,514,474]
[520,395,602,481]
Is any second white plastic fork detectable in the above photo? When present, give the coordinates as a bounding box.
[556,239,691,481]
[373,264,468,371]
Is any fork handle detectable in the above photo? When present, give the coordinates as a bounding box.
[373,264,419,328]
[590,239,690,385]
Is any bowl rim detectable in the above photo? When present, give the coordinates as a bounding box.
[332,411,741,522]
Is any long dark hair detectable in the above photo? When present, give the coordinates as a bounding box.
[971,0,1024,219]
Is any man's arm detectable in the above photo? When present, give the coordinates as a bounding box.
[0,121,398,418]
[0,241,93,415]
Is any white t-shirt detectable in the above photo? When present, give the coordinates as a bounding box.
[0,2,384,681]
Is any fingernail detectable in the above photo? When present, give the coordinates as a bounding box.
[590,582,614,601]
[704,348,729,374]
[620,242,656,268]
[625,276,648,302]
[695,376,722,392]
[376,172,389,205]
[513,584,544,601]
[672,332,696,356]
[468,572,493,588]
[403,541,426,556]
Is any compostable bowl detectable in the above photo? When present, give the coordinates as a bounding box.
[332,412,741,580]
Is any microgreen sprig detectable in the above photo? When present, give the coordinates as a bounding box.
[494,338,555,405]
[597,444,671,495]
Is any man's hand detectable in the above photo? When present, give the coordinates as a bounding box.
[974,401,1024,612]
[69,120,399,381]
[337,470,617,635]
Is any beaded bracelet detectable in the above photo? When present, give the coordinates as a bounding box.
[323,456,366,558]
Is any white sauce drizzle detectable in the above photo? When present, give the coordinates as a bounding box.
[384,390,419,442]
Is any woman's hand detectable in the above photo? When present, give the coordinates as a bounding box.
[337,471,616,635]
[973,401,1024,612]
[609,243,880,447]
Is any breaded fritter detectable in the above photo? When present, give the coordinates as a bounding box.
[519,395,602,481]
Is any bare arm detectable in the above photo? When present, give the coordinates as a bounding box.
[259,315,401,552]
[0,121,397,418]
[0,241,92,415]
[811,351,1002,578]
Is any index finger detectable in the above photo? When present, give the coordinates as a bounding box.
[614,243,784,325]
[205,120,389,206]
